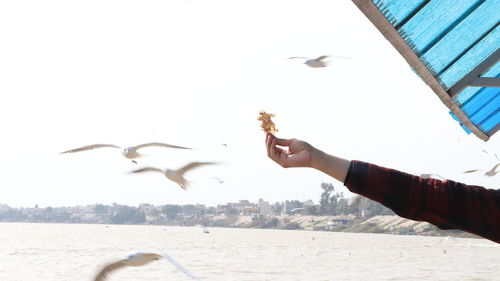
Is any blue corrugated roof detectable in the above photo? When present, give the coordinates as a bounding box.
[353,0,500,141]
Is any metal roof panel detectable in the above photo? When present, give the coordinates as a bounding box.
[439,26,499,89]
[373,0,428,24]
[352,0,500,141]
[400,0,483,54]
[420,1,499,75]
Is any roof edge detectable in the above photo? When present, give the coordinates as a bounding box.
[351,0,490,141]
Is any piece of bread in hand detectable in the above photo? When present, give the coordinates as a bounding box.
[258,111,278,134]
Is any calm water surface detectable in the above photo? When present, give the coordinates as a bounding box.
[0,223,498,281]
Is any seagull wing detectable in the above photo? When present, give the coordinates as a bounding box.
[134,142,192,150]
[177,162,217,175]
[462,169,481,174]
[60,144,120,154]
[288,56,308,60]
[315,55,330,61]
[161,253,203,281]
[493,162,500,172]
[212,177,224,184]
[94,260,128,281]
[485,163,500,176]
[130,167,164,174]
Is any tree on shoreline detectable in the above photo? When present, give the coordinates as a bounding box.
[320,182,334,214]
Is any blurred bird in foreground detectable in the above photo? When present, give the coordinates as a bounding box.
[94,251,203,281]
[130,162,218,189]
[60,142,191,164]
[463,163,500,177]
[288,55,350,68]
[420,173,446,180]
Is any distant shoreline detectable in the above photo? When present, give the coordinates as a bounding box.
[0,200,481,240]
[0,214,480,240]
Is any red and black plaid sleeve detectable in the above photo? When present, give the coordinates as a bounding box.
[344,160,500,244]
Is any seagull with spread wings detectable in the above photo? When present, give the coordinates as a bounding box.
[60,142,191,164]
[129,162,218,189]
[482,149,500,160]
[288,55,350,68]
[94,251,203,281]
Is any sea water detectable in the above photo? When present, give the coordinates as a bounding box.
[0,223,498,281]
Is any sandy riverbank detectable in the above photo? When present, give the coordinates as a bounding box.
[202,214,479,239]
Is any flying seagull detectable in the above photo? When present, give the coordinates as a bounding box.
[129,162,218,189]
[195,224,210,234]
[212,176,224,184]
[94,251,203,281]
[463,163,500,177]
[60,142,191,164]
[288,55,350,68]
[482,149,500,161]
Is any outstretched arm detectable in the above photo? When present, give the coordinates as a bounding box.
[265,134,500,243]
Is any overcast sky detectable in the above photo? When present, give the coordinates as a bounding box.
[0,0,498,208]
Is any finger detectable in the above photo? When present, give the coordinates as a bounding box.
[271,137,277,152]
[266,134,273,146]
[270,138,280,160]
[266,135,275,158]
[274,137,293,147]
[266,137,272,157]
[265,134,270,152]
[267,144,273,159]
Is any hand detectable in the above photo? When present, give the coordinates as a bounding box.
[265,134,316,168]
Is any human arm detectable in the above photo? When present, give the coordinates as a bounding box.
[345,160,500,243]
[265,134,500,243]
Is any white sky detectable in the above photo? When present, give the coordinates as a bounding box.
[0,0,498,208]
